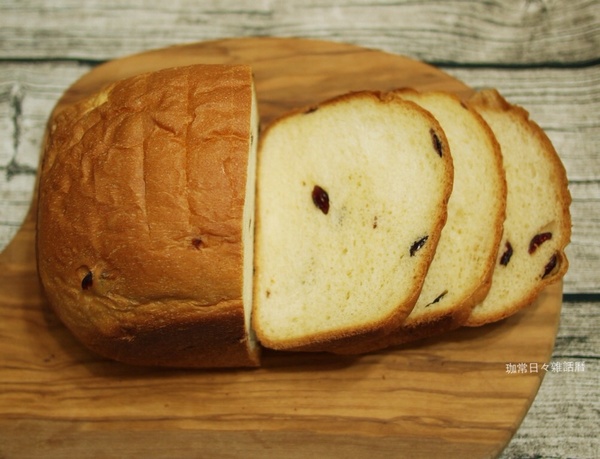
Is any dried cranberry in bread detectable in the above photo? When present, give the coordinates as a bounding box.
[37,64,260,368]
[252,91,453,351]
[465,89,571,326]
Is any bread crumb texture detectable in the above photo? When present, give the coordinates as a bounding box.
[253,91,453,350]
[390,89,506,330]
[465,89,571,326]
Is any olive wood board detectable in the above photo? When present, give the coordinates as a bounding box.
[0,37,563,459]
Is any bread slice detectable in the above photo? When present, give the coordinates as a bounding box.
[252,91,454,351]
[329,89,507,354]
[381,89,507,342]
[37,64,261,368]
[465,89,571,326]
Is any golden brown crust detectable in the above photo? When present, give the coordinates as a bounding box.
[37,64,260,368]
[80,300,258,368]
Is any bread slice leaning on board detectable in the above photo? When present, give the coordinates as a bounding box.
[464,89,572,326]
[252,90,453,352]
[36,64,571,368]
[330,89,508,354]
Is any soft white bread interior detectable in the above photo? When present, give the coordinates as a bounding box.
[252,91,454,351]
[37,64,261,368]
[387,89,507,341]
[330,89,507,354]
[344,88,506,353]
[465,89,571,326]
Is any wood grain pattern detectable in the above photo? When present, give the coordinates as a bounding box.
[0,38,565,459]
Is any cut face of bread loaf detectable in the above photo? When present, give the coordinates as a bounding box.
[37,64,261,368]
[465,89,571,326]
[252,91,454,351]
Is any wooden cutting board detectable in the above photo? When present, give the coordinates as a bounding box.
[0,37,562,459]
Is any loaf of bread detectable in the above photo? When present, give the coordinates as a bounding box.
[465,89,572,326]
[252,91,453,351]
[37,64,261,368]
[37,61,571,367]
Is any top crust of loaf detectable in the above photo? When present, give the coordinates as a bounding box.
[253,90,453,352]
[465,89,571,326]
[37,64,260,368]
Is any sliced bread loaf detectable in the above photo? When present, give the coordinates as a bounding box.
[383,89,507,342]
[252,91,454,351]
[37,64,261,367]
[330,89,507,354]
[465,89,571,326]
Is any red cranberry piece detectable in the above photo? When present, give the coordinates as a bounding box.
[430,129,443,157]
[500,241,513,266]
[410,236,428,256]
[529,232,553,254]
[191,238,204,249]
[426,290,448,307]
[312,185,330,214]
[542,254,558,279]
[81,271,93,290]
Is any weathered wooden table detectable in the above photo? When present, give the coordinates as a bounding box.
[0,1,598,458]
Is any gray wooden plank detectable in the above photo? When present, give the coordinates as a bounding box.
[500,299,599,458]
[566,182,600,293]
[446,65,600,181]
[0,62,91,173]
[1,0,598,65]
[0,62,91,248]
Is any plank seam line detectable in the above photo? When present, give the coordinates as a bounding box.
[428,58,600,70]
[562,293,600,303]
[0,56,599,70]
